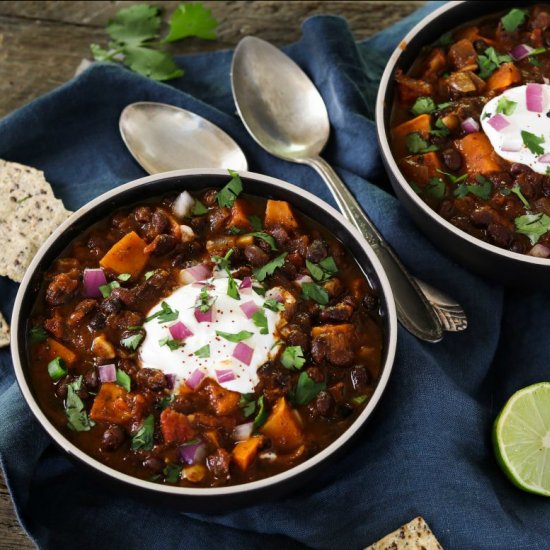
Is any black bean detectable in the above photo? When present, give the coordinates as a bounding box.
[150,210,170,235]
[487,224,513,248]
[101,425,126,452]
[315,391,334,416]
[202,189,218,206]
[544,28,550,47]
[100,296,123,315]
[269,226,290,247]
[473,39,487,53]
[84,368,99,392]
[336,403,354,419]
[150,234,178,256]
[134,206,152,223]
[285,326,310,350]
[244,245,269,266]
[88,313,106,330]
[441,148,462,172]
[136,368,167,392]
[438,200,455,219]
[306,239,328,262]
[510,162,529,176]
[143,457,165,473]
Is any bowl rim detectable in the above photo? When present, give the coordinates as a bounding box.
[11,167,397,498]
[375,0,550,267]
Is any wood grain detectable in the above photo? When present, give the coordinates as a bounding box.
[0,1,423,547]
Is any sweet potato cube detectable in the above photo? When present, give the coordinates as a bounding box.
[232,436,263,470]
[264,200,299,229]
[260,397,304,452]
[229,199,253,231]
[90,382,132,425]
[204,380,240,416]
[454,132,501,174]
[38,338,77,367]
[486,62,521,93]
[398,152,443,187]
[160,408,195,443]
[311,323,356,367]
[100,231,149,278]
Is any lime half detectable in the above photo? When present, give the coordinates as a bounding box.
[493,382,550,497]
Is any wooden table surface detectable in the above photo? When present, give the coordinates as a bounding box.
[0,1,423,547]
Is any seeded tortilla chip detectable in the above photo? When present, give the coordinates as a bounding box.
[365,516,444,550]
[0,160,71,282]
[0,311,9,348]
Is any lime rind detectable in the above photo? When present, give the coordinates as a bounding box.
[493,382,550,497]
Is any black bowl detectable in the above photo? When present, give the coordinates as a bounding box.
[11,169,397,511]
[375,0,548,286]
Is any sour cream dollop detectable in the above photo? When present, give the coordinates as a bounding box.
[481,83,550,175]
[139,277,283,394]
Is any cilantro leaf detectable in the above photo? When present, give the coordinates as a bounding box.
[29,326,48,344]
[411,96,436,116]
[252,395,268,430]
[514,213,550,244]
[192,200,208,216]
[145,301,178,323]
[116,369,131,391]
[227,276,240,300]
[352,395,369,405]
[131,414,155,451]
[159,336,184,351]
[510,184,530,209]
[248,215,263,232]
[280,346,306,370]
[163,463,182,483]
[292,372,326,406]
[496,97,517,116]
[194,344,210,358]
[252,309,269,335]
[501,8,527,33]
[121,333,144,351]
[521,130,545,155]
[47,357,67,381]
[306,256,338,281]
[117,273,131,282]
[301,282,329,305]
[162,2,218,43]
[430,117,450,138]
[405,132,438,154]
[99,280,120,298]
[107,4,161,46]
[253,253,288,282]
[436,168,467,185]
[248,232,277,250]
[217,170,243,208]
[124,46,184,81]
[264,298,285,312]
[144,270,155,280]
[253,285,267,296]
[478,47,512,79]
[454,175,492,200]
[425,177,446,200]
[65,377,94,432]
[215,330,253,342]
[239,393,256,418]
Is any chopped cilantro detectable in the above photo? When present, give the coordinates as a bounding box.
[438,32,453,46]
[514,213,550,244]
[425,177,446,200]
[191,200,208,216]
[436,101,453,110]
[145,301,179,323]
[306,256,338,282]
[162,3,217,43]
[227,276,240,300]
[193,344,210,358]
[47,356,67,381]
[510,184,530,209]
[29,326,48,344]
[248,232,277,250]
[530,56,542,67]
[239,393,256,417]
[454,175,492,200]
[163,463,182,483]
[217,169,243,208]
[291,372,326,406]
[280,346,306,370]
[196,285,215,313]
[410,96,436,116]
[65,376,94,432]
[252,395,268,430]
[352,395,368,405]
[477,47,512,79]
[301,282,329,305]
[228,226,242,235]
[116,369,131,391]
[117,273,131,281]
[521,131,545,155]
[405,132,438,154]
[131,414,155,451]
[144,270,155,280]
[252,285,267,296]
[436,168,467,185]
[264,298,285,312]
[215,330,253,342]
[121,332,144,351]
[248,215,263,231]
[251,309,269,335]
[159,336,184,351]
[501,8,527,32]
[430,117,450,138]
[253,252,288,282]
[157,394,174,410]
[496,97,517,116]
[99,280,120,298]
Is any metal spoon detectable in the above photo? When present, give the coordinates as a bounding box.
[231,36,466,342]
[119,102,248,173]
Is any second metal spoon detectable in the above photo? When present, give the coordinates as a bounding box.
[231,36,467,342]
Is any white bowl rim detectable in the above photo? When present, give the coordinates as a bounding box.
[11,167,397,498]
[375,0,550,267]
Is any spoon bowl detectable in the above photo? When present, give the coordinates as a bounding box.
[119,102,248,174]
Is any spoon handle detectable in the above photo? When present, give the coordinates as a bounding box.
[306,156,443,343]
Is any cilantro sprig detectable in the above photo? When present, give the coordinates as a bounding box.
[405,132,438,154]
[501,8,527,33]
[254,253,288,282]
[521,131,545,155]
[65,377,94,432]
[91,3,218,81]
[217,169,243,208]
[145,301,179,323]
[514,213,550,244]
[477,47,512,80]
[454,175,492,200]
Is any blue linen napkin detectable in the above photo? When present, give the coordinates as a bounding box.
[1,3,549,548]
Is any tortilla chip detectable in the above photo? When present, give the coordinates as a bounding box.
[0,311,10,348]
[0,160,71,282]
[365,516,444,550]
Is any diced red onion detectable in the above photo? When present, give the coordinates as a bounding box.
[294,274,313,288]
[98,363,116,383]
[487,114,510,132]
[233,342,254,365]
[510,43,534,61]
[216,369,236,384]
[83,268,107,298]
[165,373,176,390]
[179,440,207,465]
[239,276,252,289]
[169,321,193,340]
[526,83,544,113]
[172,191,194,219]
[529,244,550,258]
[186,368,205,390]
[539,153,550,163]
[461,117,480,134]
[239,300,259,318]
[265,287,284,303]
[232,422,253,441]
[194,307,213,323]
[180,264,212,284]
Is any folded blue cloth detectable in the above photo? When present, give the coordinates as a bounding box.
[1,3,549,548]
